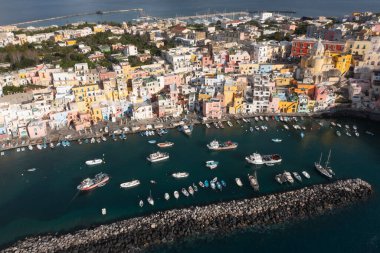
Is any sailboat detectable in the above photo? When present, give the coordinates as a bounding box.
[147,190,154,206]
[314,152,333,178]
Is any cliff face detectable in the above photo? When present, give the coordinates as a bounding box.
[2,179,372,253]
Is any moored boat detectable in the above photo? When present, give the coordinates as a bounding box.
[147,152,169,162]
[157,141,174,148]
[182,188,189,197]
[248,173,259,191]
[174,191,180,199]
[314,152,333,179]
[235,178,243,187]
[120,180,140,188]
[283,171,294,183]
[85,159,103,166]
[164,193,170,200]
[272,138,282,143]
[293,172,302,182]
[172,172,189,178]
[302,171,310,179]
[188,186,194,195]
[207,140,238,150]
[205,160,219,169]
[199,181,205,188]
[245,153,282,165]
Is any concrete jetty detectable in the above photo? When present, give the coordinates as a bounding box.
[1,179,372,253]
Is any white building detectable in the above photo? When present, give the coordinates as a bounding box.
[132,102,153,120]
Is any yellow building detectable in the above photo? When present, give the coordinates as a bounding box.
[72,84,105,113]
[239,63,259,75]
[93,25,105,33]
[54,34,63,42]
[278,101,298,113]
[223,84,238,107]
[344,40,371,56]
[66,40,77,46]
[90,103,103,122]
[228,94,243,114]
[275,77,293,86]
[198,93,212,102]
[333,54,352,74]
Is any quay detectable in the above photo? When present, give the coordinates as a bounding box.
[1,179,372,253]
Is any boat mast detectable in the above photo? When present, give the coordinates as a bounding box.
[319,153,323,165]
[325,149,331,168]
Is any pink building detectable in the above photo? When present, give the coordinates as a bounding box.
[99,71,117,81]
[268,96,281,113]
[27,121,47,139]
[202,55,213,68]
[203,98,222,119]
[162,74,182,86]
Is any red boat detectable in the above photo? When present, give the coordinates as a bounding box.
[77,172,109,191]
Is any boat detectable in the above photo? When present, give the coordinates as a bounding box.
[272,138,282,143]
[157,141,174,148]
[249,127,254,132]
[353,125,357,130]
[205,160,219,169]
[248,173,259,191]
[235,178,243,187]
[345,124,350,129]
[147,196,154,206]
[16,148,20,152]
[216,182,222,191]
[164,193,170,200]
[265,116,269,121]
[227,121,233,127]
[259,116,264,121]
[148,140,157,144]
[283,171,294,183]
[218,121,225,129]
[346,131,352,137]
[314,153,333,179]
[199,181,205,188]
[85,159,103,166]
[330,122,336,127]
[336,130,341,136]
[102,136,107,142]
[188,186,194,195]
[221,180,226,187]
[210,181,216,190]
[182,125,193,135]
[120,180,140,188]
[211,177,218,183]
[324,149,335,176]
[150,180,157,184]
[302,171,310,179]
[245,153,282,165]
[293,172,302,182]
[205,123,211,128]
[193,183,198,192]
[255,126,260,131]
[365,131,375,136]
[355,131,360,137]
[207,140,238,150]
[27,168,37,172]
[337,123,342,128]
[204,180,209,188]
[254,117,259,122]
[139,200,144,207]
[77,172,110,191]
[147,151,169,162]
[36,144,42,150]
[275,174,284,184]
[28,145,33,150]
[213,122,220,129]
[174,191,180,199]
[172,172,189,178]
[101,208,107,215]
[182,188,189,197]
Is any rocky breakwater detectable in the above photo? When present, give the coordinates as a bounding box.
[2,179,372,253]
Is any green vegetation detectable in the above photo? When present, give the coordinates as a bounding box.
[258,32,291,42]
[294,22,308,35]
[2,85,24,95]
[128,56,153,67]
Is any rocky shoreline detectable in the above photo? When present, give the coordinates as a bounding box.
[1,178,372,253]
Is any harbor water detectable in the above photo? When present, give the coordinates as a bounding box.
[0,117,380,252]
[1,0,380,26]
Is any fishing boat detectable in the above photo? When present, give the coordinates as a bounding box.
[245,153,282,165]
[227,121,233,127]
[283,171,294,183]
[207,140,238,150]
[147,152,169,162]
[205,160,219,169]
[77,172,110,191]
[293,172,302,182]
[302,171,310,179]
[139,200,144,207]
[182,188,189,197]
[336,130,341,136]
[172,172,189,178]
[164,193,170,200]
[174,191,180,199]
[272,138,282,143]
[199,181,205,188]
[210,181,216,190]
[188,186,194,195]
[157,141,174,148]
[235,178,243,187]
[314,153,333,179]
[120,180,140,188]
[248,173,259,191]
[204,180,209,188]
[148,140,157,144]
[85,159,103,166]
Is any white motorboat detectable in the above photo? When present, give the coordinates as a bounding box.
[147,152,169,162]
[302,171,310,179]
[235,178,243,187]
[272,138,282,143]
[293,172,302,182]
[245,153,282,165]
[139,200,144,207]
[182,188,189,197]
[174,191,180,199]
[188,186,194,196]
[206,160,219,169]
[283,171,294,183]
[164,193,170,200]
[120,180,140,188]
[85,159,103,166]
[172,172,189,178]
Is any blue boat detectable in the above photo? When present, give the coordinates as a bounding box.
[221,180,226,187]
[204,180,209,188]
[216,182,222,191]
[301,132,305,138]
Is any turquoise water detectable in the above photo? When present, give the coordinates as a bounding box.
[1,0,380,26]
[0,117,380,251]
